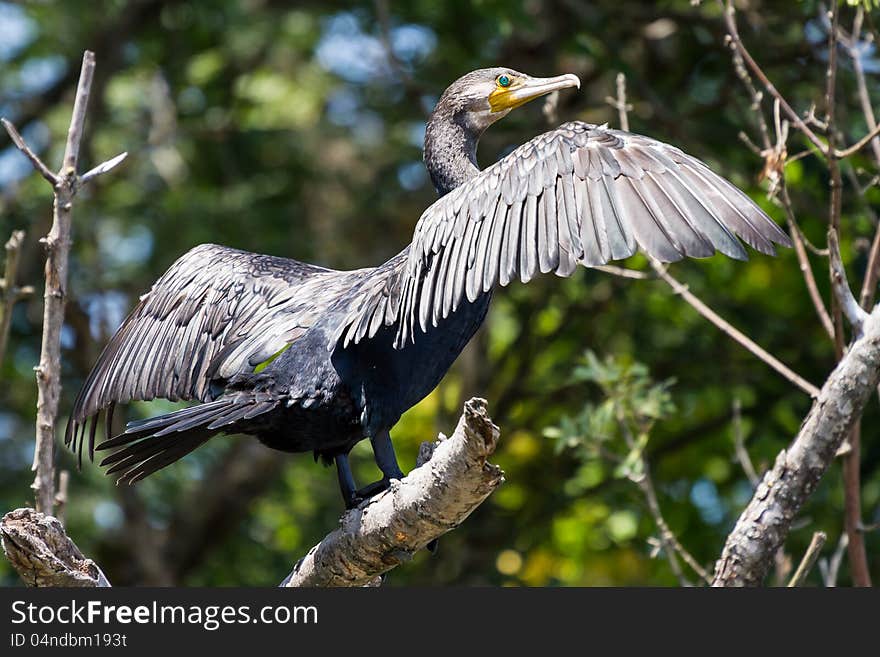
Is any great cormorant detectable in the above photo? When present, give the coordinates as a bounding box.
[67,68,791,507]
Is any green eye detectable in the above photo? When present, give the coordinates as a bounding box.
[498,75,511,87]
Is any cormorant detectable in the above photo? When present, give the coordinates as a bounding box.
[67,68,791,507]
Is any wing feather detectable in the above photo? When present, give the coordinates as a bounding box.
[341,121,791,347]
[69,244,351,459]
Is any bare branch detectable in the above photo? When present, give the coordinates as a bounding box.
[0,119,59,185]
[719,0,826,153]
[780,183,835,341]
[605,72,632,132]
[834,124,880,159]
[787,531,827,587]
[79,152,129,186]
[649,258,820,398]
[0,230,33,368]
[54,471,69,526]
[60,52,95,178]
[828,228,869,336]
[1,509,110,587]
[638,468,711,585]
[593,264,652,280]
[282,398,503,587]
[844,7,880,165]
[712,306,880,586]
[819,532,848,587]
[29,51,107,514]
[732,398,759,487]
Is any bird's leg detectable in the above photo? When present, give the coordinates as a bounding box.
[371,429,405,480]
[335,453,359,509]
[351,431,439,553]
[352,430,405,500]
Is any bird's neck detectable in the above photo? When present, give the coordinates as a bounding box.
[423,110,481,196]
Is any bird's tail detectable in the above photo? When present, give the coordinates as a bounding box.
[95,393,279,484]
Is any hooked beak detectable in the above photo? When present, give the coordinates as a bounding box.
[489,73,581,113]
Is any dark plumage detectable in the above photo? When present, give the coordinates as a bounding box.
[67,68,791,506]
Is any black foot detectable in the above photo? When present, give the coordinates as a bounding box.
[345,476,396,509]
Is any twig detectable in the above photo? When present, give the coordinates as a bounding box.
[720,0,827,153]
[839,7,879,588]
[726,10,835,343]
[282,398,504,587]
[79,151,128,186]
[819,532,848,587]
[0,230,34,368]
[593,264,652,280]
[828,228,869,337]
[787,531,827,587]
[617,416,710,585]
[2,51,126,514]
[733,398,790,585]
[54,471,69,526]
[604,73,631,132]
[834,124,880,159]
[639,470,710,585]
[712,305,880,585]
[732,398,759,487]
[0,119,59,185]
[843,7,880,165]
[781,179,835,342]
[649,258,820,398]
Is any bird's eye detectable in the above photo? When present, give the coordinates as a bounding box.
[497,75,511,88]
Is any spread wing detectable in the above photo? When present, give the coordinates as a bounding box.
[337,121,791,348]
[67,243,353,463]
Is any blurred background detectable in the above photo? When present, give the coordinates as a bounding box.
[1,0,877,586]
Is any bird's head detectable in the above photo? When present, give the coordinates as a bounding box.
[436,67,581,134]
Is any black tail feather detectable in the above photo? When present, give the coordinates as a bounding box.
[92,395,278,484]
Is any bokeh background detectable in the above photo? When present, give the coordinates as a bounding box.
[1,0,878,586]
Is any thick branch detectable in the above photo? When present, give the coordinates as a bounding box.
[282,398,504,587]
[0,508,110,587]
[712,305,880,586]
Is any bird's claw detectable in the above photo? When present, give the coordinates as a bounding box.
[344,476,394,509]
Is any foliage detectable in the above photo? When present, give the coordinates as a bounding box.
[547,351,676,483]
[1,0,878,586]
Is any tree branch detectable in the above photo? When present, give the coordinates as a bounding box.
[787,531,827,587]
[0,509,110,587]
[649,258,820,398]
[712,304,880,586]
[0,230,34,368]
[720,0,827,153]
[2,51,126,514]
[2,399,503,587]
[282,398,504,587]
[828,229,868,337]
[0,120,58,185]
